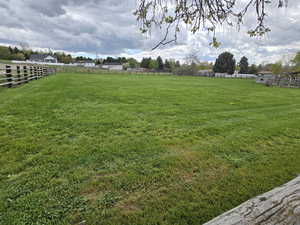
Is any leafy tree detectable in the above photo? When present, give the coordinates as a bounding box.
[149,59,158,70]
[56,52,73,64]
[128,58,139,68]
[156,56,164,71]
[174,63,198,76]
[213,52,236,75]
[135,0,287,49]
[292,51,300,67]
[271,61,283,75]
[23,51,31,60]
[198,62,213,70]
[13,53,26,61]
[0,46,11,60]
[257,64,263,73]
[175,61,181,68]
[248,64,258,74]
[239,56,249,74]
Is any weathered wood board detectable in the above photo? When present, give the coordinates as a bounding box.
[204,176,300,225]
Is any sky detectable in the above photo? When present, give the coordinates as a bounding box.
[0,0,299,64]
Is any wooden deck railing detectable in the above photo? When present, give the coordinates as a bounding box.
[0,65,56,88]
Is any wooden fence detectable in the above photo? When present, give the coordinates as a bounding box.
[0,64,56,88]
[266,77,300,88]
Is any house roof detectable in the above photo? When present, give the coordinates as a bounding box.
[257,74,274,78]
[30,54,57,61]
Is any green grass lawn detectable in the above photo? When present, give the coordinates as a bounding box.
[1,73,300,225]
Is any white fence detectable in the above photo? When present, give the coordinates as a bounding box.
[215,73,257,79]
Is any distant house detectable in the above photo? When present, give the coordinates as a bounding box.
[29,54,58,63]
[234,74,257,79]
[102,63,123,71]
[127,67,147,72]
[76,60,96,67]
[197,70,215,77]
[215,73,228,77]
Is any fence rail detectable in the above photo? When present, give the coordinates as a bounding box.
[0,64,56,88]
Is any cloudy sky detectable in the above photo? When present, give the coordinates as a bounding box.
[0,0,299,64]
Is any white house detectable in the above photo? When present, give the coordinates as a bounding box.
[29,54,58,63]
[74,60,96,67]
[235,74,257,79]
[197,70,214,77]
[102,63,123,71]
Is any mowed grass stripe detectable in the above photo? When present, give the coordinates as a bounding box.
[0,73,299,225]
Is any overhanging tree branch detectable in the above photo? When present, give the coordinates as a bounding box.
[134,0,288,49]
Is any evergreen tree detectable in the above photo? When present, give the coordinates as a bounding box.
[164,59,171,72]
[8,46,13,54]
[141,57,150,68]
[239,56,249,74]
[156,56,164,71]
[213,52,236,75]
[13,47,20,54]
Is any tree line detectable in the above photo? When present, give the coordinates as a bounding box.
[207,51,299,75]
[139,56,180,72]
[0,45,77,64]
[1,44,299,76]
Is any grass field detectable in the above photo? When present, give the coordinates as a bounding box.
[1,73,300,225]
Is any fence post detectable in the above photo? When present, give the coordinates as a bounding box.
[37,67,41,78]
[43,68,47,76]
[5,65,12,87]
[29,66,33,80]
[34,66,38,79]
[16,65,21,85]
[23,66,28,83]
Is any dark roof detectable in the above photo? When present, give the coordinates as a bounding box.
[30,54,57,61]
